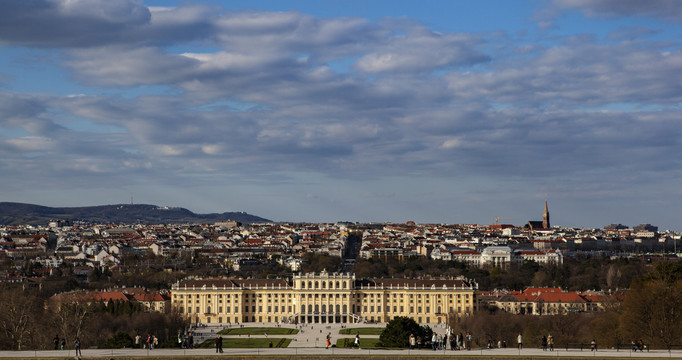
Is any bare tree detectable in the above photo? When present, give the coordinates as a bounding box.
[619,278,682,348]
[49,294,91,346]
[0,287,39,350]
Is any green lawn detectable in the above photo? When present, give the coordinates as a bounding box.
[219,327,299,335]
[339,327,384,335]
[335,337,383,348]
[198,337,291,348]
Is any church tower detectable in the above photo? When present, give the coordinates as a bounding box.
[542,200,550,228]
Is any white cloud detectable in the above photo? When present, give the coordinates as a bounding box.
[0,1,681,228]
[440,138,462,149]
[4,136,56,152]
[355,31,488,73]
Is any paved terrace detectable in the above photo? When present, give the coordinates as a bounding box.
[1,323,679,359]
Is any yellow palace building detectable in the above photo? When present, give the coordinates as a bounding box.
[171,271,478,325]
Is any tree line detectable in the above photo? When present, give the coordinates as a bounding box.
[353,254,649,291]
[0,287,188,351]
[448,262,682,349]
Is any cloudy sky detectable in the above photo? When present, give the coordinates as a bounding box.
[1,0,681,229]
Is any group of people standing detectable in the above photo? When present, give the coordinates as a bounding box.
[517,333,554,351]
[52,335,81,357]
[540,334,555,351]
[408,332,471,351]
[134,334,158,349]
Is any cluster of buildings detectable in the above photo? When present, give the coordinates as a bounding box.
[479,287,619,315]
[0,209,679,285]
[50,287,170,313]
[0,222,349,282]
[0,202,678,326]
[44,271,616,326]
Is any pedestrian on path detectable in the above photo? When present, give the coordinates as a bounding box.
[326,332,331,349]
[542,335,547,351]
[74,337,82,358]
[517,333,523,350]
[354,332,360,348]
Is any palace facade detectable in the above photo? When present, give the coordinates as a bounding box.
[171,271,477,326]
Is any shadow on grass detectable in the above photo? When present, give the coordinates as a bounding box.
[338,327,384,335]
[198,337,292,348]
[219,327,299,335]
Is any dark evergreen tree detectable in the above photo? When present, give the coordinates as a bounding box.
[104,332,133,348]
[380,316,431,348]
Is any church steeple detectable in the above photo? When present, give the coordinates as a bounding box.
[542,200,550,228]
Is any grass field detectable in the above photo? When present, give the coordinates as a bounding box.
[198,337,292,348]
[219,327,299,335]
[335,337,382,348]
[338,327,384,335]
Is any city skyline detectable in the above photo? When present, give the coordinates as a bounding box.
[1,1,681,230]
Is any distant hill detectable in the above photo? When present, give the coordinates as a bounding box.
[0,202,271,226]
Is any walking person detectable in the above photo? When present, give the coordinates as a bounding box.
[354,332,360,348]
[326,332,331,349]
[217,335,223,353]
[409,333,416,349]
[74,337,82,358]
[517,333,523,350]
[547,334,554,351]
[431,333,437,350]
[53,334,59,350]
[541,335,547,351]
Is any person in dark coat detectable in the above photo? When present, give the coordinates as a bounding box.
[215,334,223,353]
[74,337,82,357]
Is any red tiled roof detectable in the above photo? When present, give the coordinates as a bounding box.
[132,293,167,302]
[92,292,131,302]
[451,250,480,255]
[523,287,562,295]
[538,292,586,303]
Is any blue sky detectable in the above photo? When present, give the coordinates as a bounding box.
[1,0,681,230]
